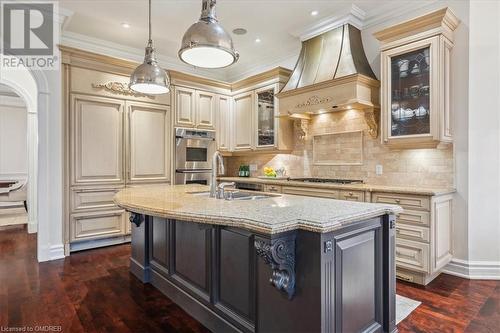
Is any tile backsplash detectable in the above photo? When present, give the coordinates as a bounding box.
[226,109,454,188]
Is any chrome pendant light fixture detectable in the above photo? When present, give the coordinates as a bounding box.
[130,0,170,94]
[179,0,239,68]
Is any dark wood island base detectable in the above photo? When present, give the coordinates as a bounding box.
[129,213,397,333]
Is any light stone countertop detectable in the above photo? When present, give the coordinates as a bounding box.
[219,177,456,196]
[114,184,403,235]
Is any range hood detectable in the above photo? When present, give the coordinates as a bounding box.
[276,24,380,138]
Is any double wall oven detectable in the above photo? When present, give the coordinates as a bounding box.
[175,128,216,185]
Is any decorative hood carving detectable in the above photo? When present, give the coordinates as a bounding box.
[276,24,380,138]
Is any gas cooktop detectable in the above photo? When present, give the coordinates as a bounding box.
[289,178,364,185]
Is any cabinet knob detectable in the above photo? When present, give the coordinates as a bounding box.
[395,199,401,203]
[348,192,353,196]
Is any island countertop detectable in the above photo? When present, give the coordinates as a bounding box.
[114,184,403,234]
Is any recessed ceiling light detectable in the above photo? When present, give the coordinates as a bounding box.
[255,38,261,43]
[232,28,247,35]
[310,10,319,16]
[121,22,130,28]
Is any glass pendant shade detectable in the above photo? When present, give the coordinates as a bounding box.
[130,0,170,95]
[179,0,239,68]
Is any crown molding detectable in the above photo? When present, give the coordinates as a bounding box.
[290,4,366,41]
[61,31,228,82]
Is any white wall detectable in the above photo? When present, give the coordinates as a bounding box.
[466,0,500,272]
[0,96,27,180]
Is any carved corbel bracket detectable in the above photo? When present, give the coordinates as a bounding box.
[364,108,380,139]
[255,233,296,299]
[294,118,309,141]
[129,212,145,227]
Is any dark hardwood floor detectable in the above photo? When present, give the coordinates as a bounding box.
[1,225,498,333]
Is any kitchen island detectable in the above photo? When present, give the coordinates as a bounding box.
[115,184,403,333]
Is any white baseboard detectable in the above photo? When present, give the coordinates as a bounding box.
[27,220,37,234]
[49,244,65,261]
[443,259,500,280]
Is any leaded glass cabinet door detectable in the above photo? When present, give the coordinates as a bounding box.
[381,36,442,148]
[255,84,277,148]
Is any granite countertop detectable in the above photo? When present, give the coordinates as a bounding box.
[218,177,456,196]
[114,184,402,235]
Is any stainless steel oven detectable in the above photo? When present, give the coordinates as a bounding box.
[175,169,212,185]
[175,128,216,185]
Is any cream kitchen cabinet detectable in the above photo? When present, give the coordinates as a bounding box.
[372,192,452,285]
[216,95,232,151]
[174,86,216,130]
[67,93,171,251]
[374,8,459,148]
[126,101,171,184]
[232,83,290,152]
[233,91,255,151]
[70,95,125,186]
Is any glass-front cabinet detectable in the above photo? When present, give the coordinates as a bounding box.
[254,84,278,149]
[376,8,459,148]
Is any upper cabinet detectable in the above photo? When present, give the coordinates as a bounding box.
[126,101,171,184]
[174,86,216,130]
[233,91,255,151]
[216,95,232,151]
[255,85,277,148]
[375,8,459,148]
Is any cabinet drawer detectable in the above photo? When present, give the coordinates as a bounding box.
[70,210,125,242]
[282,186,339,199]
[263,184,282,193]
[396,224,430,243]
[339,190,365,202]
[397,209,430,226]
[71,187,121,212]
[395,239,430,273]
[372,192,430,211]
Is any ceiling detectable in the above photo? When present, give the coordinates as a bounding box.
[59,0,434,82]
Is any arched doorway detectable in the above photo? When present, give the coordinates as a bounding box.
[0,64,61,262]
[0,70,38,235]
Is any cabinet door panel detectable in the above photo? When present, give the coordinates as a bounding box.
[233,92,254,151]
[196,91,216,129]
[173,221,210,299]
[217,228,254,322]
[127,102,170,183]
[217,95,232,151]
[175,87,196,127]
[255,85,277,148]
[70,209,125,241]
[71,95,124,185]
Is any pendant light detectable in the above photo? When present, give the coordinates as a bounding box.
[130,0,170,94]
[179,0,239,68]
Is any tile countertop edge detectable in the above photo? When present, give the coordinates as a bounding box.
[218,177,456,196]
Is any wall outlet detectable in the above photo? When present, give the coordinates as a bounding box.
[249,164,258,172]
[376,164,383,175]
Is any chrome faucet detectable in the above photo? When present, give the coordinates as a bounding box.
[210,151,225,197]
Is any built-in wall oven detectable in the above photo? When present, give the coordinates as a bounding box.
[175,128,216,185]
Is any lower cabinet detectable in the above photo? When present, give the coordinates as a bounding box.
[132,216,396,333]
[372,192,453,285]
[70,209,126,242]
[148,220,256,332]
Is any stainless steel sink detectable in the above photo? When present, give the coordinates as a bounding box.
[187,190,279,200]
